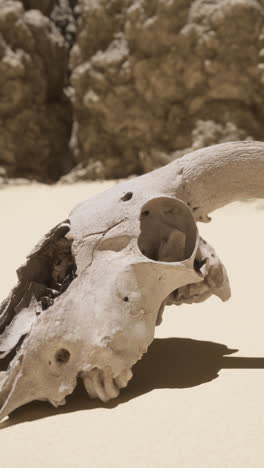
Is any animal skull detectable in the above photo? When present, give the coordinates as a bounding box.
[0,141,263,419]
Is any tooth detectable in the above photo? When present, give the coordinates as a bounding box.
[115,369,132,388]
[83,372,98,399]
[126,369,133,381]
[92,370,110,402]
[50,397,66,407]
[83,369,122,402]
[103,375,120,399]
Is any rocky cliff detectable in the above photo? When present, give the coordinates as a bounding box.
[1,0,264,181]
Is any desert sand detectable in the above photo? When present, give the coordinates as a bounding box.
[0,181,264,468]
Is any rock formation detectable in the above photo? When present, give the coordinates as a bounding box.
[70,0,264,178]
[1,0,264,181]
[0,0,73,181]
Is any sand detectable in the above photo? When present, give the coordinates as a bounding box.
[0,181,264,468]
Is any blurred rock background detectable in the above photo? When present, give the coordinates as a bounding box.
[1,0,264,183]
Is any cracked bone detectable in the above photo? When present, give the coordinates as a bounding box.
[0,141,264,419]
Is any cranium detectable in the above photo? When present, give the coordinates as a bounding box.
[0,141,263,419]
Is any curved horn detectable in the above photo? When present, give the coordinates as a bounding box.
[153,141,264,220]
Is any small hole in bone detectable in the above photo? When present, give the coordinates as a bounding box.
[121,192,133,202]
[55,348,71,364]
[123,296,129,302]
[142,210,150,216]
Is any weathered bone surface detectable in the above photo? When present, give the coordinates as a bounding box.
[1,141,264,418]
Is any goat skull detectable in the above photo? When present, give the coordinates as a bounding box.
[0,141,263,418]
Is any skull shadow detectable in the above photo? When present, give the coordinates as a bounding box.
[1,337,264,429]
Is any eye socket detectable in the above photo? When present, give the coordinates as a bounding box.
[123,296,129,302]
[55,348,71,364]
[138,197,197,262]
